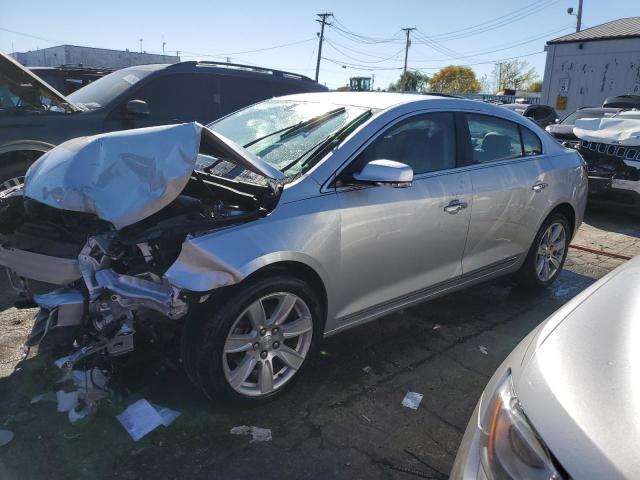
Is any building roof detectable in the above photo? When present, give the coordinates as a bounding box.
[548,17,640,44]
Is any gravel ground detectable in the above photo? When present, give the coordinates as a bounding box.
[0,208,637,480]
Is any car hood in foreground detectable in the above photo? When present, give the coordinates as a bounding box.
[24,122,284,229]
[0,51,81,112]
[515,257,640,479]
[574,117,640,146]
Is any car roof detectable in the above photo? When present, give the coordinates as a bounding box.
[274,91,468,109]
[577,107,622,113]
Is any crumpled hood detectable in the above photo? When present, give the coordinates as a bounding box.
[24,123,202,229]
[574,117,640,146]
[24,122,285,229]
[515,257,640,480]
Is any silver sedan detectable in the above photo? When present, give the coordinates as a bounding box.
[0,92,588,403]
[451,255,640,480]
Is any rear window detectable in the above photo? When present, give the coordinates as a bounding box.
[466,114,523,163]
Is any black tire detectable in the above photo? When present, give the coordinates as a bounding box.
[515,212,570,289]
[0,151,44,190]
[181,275,322,405]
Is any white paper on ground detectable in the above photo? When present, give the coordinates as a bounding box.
[0,429,13,447]
[117,399,165,442]
[56,390,79,413]
[230,425,272,443]
[479,346,488,355]
[149,402,181,427]
[402,392,423,410]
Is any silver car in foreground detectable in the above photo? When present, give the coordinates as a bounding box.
[451,256,640,479]
[0,92,587,403]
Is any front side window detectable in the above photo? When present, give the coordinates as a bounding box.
[466,114,523,163]
[355,112,456,175]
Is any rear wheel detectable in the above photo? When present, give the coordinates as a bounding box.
[182,275,321,404]
[515,212,570,288]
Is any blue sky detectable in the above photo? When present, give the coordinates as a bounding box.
[1,0,638,89]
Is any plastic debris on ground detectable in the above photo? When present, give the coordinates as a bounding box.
[479,346,489,355]
[402,392,423,410]
[230,425,272,443]
[432,324,441,330]
[362,365,373,374]
[117,399,181,441]
[30,391,57,404]
[54,367,111,422]
[0,429,14,447]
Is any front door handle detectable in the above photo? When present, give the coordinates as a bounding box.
[532,182,548,192]
[444,200,468,214]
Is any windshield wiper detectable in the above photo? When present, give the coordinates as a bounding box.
[280,109,372,174]
[243,107,346,149]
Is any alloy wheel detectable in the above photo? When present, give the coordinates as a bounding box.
[0,176,24,193]
[222,292,313,397]
[536,222,567,282]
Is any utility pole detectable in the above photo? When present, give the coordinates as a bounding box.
[138,38,143,53]
[567,0,583,33]
[315,12,333,82]
[402,27,416,76]
[576,0,583,32]
[496,62,505,91]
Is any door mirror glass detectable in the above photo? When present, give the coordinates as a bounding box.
[352,159,413,187]
[125,99,150,117]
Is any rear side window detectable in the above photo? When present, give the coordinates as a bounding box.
[466,114,523,163]
[521,126,542,156]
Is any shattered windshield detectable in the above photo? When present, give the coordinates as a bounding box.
[208,99,370,176]
[67,68,155,110]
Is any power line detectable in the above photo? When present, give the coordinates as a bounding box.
[180,38,316,58]
[324,38,403,64]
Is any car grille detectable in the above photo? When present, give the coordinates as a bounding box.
[580,140,640,161]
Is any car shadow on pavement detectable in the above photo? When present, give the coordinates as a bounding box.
[584,207,640,238]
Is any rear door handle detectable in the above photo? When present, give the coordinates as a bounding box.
[532,182,548,192]
[444,200,468,214]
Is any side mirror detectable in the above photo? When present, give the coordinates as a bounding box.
[554,118,561,124]
[125,99,150,117]
[352,159,413,188]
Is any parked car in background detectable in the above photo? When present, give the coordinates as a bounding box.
[0,52,327,188]
[602,94,640,109]
[0,92,587,403]
[30,65,115,95]
[451,256,640,480]
[502,103,559,128]
[574,110,640,210]
[545,107,621,145]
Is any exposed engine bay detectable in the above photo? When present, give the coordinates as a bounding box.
[0,123,282,368]
[574,116,640,207]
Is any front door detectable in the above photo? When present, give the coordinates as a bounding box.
[333,112,472,321]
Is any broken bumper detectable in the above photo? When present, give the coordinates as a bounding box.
[0,245,81,285]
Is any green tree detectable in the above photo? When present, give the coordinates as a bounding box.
[387,71,429,92]
[429,65,481,93]
[493,60,538,91]
[528,80,543,93]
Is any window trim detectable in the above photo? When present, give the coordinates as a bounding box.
[519,124,543,157]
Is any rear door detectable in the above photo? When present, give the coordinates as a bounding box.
[333,111,472,321]
[461,112,549,274]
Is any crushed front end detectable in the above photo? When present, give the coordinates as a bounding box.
[577,140,640,209]
[0,122,281,369]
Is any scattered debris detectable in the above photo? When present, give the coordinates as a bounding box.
[361,414,372,423]
[30,391,57,404]
[0,429,14,447]
[56,390,79,413]
[68,400,98,425]
[117,399,181,441]
[362,365,373,374]
[479,346,489,355]
[230,425,272,443]
[402,392,423,410]
[63,433,82,440]
[432,324,441,330]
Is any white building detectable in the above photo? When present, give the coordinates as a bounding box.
[11,45,180,69]
[541,17,640,116]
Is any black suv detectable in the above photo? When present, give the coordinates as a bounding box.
[0,53,327,186]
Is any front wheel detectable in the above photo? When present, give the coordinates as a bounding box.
[515,213,570,288]
[182,275,321,404]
